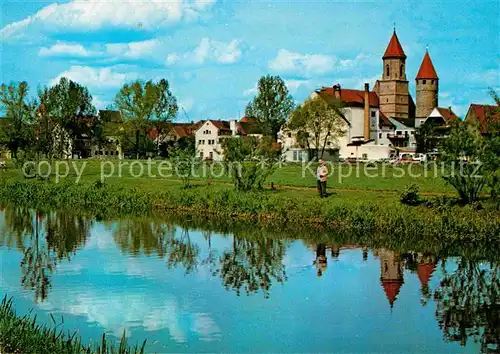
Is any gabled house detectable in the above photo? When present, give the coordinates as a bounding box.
[195,116,262,161]
[464,104,499,135]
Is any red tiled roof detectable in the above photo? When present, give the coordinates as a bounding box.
[381,280,403,308]
[417,263,436,288]
[436,107,458,123]
[467,104,500,133]
[318,87,379,107]
[210,120,231,131]
[416,51,438,79]
[383,31,407,59]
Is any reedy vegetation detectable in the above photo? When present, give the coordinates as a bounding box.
[0,297,146,354]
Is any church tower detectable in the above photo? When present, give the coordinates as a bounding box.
[376,30,410,119]
[415,50,439,120]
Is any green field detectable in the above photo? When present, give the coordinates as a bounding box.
[0,159,454,199]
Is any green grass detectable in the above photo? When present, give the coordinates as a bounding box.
[1,159,454,194]
[0,296,146,354]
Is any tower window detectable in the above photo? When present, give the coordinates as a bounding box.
[400,64,403,77]
[431,80,435,84]
[371,111,375,117]
[386,64,390,77]
[423,79,426,84]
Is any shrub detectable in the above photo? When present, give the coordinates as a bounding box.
[400,183,421,206]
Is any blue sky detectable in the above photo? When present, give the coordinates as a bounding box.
[1,0,499,121]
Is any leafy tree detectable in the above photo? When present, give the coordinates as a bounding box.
[114,79,178,158]
[223,136,280,191]
[481,89,500,198]
[245,75,295,140]
[0,81,36,158]
[287,96,345,160]
[36,78,96,158]
[168,143,199,189]
[415,122,439,155]
[440,121,486,203]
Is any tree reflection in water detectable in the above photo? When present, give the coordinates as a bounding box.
[214,235,287,298]
[434,260,499,353]
[2,207,91,302]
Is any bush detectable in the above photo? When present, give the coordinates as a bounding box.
[400,183,421,206]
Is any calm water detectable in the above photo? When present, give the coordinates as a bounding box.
[0,207,498,353]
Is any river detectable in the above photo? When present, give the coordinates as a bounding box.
[0,206,498,353]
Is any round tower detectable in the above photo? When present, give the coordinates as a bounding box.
[415,50,439,119]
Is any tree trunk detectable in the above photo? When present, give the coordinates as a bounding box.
[135,130,140,159]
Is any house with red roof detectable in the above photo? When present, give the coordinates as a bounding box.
[280,30,452,162]
[464,104,499,134]
[194,116,263,161]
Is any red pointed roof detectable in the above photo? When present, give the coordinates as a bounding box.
[383,31,407,59]
[417,263,436,288]
[416,51,438,79]
[381,280,403,307]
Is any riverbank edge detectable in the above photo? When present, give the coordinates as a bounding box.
[0,296,146,354]
[0,178,499,243]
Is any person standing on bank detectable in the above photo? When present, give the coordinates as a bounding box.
[316,159,328,198]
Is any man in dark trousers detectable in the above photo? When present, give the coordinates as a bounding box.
[316,159,328,198]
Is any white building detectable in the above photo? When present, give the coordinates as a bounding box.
[195,117,262,161]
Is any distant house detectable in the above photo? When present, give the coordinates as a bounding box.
[464,104,499,135]
[195,116,262,161]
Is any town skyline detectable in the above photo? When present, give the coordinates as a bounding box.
[1,0,499,120]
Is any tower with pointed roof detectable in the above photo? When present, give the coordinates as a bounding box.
[376,248,404,308]
[416,50,439,120]
[375,30,410,119]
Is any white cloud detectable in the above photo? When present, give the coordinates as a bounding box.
[105,39,160,59]
[39,42,93,57]
[268,49,334,76]
[50,65,137,89]
[285,79,311,94]
[167,38,242,65]
[179,96,195,113]
[1,0,216,40]
[243,85,258,97]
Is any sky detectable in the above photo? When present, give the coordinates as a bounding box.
[1,0,499,121]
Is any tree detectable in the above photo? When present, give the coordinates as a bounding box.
[440,121,487,203]
[114,79,178,158]
[245,75,295,140]
[0,81,36,158]
[168,142,199,189]
[223,136,280,191]
[481,89,500,198]
[286,96,345,160]
[37,78,96,158]
[415,122,439,155]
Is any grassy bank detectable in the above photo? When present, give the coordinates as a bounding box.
[0,177,498,243]
[0,297,146,354]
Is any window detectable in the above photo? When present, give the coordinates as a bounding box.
[411,131,415,135]
[208,140,212,145]
[202,140,205,144]
[327,142,331,146]
[431,80,435,84]
[423,79,426,84]
[209,152,213,159]
[397,131,402,135]
[386,98,389,103]
[400,64,404,77]
[362,153,368,160]
[386,64,390,77]
[105,151,108,156]
[198,140,202,145]
[386,133,390,138]
[287,132,292,138]
[371,111,375,117]
[200,151,204,159]
[379,133,382,138]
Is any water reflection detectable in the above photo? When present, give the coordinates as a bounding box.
[0,206,498,352]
